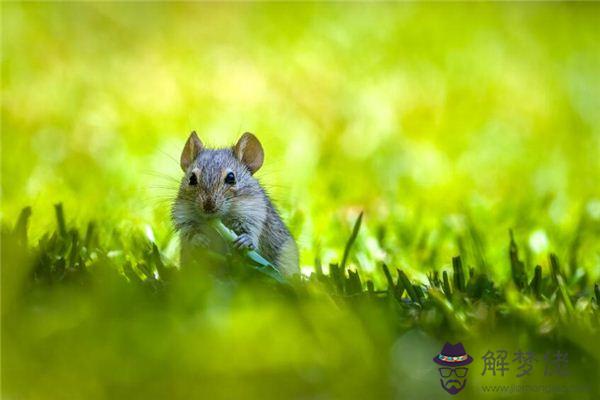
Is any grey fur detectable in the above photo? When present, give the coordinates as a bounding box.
[172,145,299,276]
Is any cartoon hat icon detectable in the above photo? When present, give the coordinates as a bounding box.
[433,342,473,367]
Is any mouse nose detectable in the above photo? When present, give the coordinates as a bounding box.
[203,198,216,214]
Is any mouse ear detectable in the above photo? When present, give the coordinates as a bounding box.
[180,131,203,171]
[234,132,264,175]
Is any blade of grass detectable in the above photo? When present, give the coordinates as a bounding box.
[381,263,403,302]
[13,206,32,245]
[68,230,79,268]
[557,275,574,317]
[345,269,362,295]
[509,230,527,289]
[549,253,561,286]
[54,203,67,238]
[397,269,420,304]
[208,219,287,284]
[366,280,375,297]
[452,256,465,292]
[442,270,452,299]
[84,221,96,249]
[529,265,542,299]
[329,263,344,294]
[340,211,363,271]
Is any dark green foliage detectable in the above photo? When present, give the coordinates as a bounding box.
[54,202,67,238]
[466,273,493,300]
[509,230,528,289]
[397,269,421,305]
[10,204,599,315]
[530,265,543,299]
[452,256,466,292]
[550,252,562,284]
[442,270,452,299]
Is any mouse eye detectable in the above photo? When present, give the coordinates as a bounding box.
[188,173,198,186]
[224,172,236,185]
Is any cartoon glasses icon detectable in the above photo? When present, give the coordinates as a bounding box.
[439,367,468,378]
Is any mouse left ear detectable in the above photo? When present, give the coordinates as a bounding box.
[234,132,264,175]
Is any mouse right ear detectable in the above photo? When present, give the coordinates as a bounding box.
[180,131,203,171]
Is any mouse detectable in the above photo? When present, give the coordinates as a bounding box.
[171,131,299,276]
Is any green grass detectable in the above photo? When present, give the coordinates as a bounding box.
[2,204,599,399]
[2,2,600,399]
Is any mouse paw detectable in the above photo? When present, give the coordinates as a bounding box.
[233,233,255,251]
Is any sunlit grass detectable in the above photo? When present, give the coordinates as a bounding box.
[2,204,599,399]
[2,2,600,399]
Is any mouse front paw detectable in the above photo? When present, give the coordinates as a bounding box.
[233,233,256,251]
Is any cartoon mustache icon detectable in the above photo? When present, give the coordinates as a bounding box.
[440,378,467,395]
[444,379,462,386]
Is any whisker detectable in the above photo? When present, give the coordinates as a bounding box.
[157,150,180,166]
[142,170,181,184]
[148,185,179,191]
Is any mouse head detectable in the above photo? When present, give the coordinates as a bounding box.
[177,131,264,217]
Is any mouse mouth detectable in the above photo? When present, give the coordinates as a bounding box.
[198,205,224,218]
[199,208,220,217]
[203,199,216,213]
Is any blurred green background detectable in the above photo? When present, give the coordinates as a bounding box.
[2,2,600,399]
[2,2,600,277]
